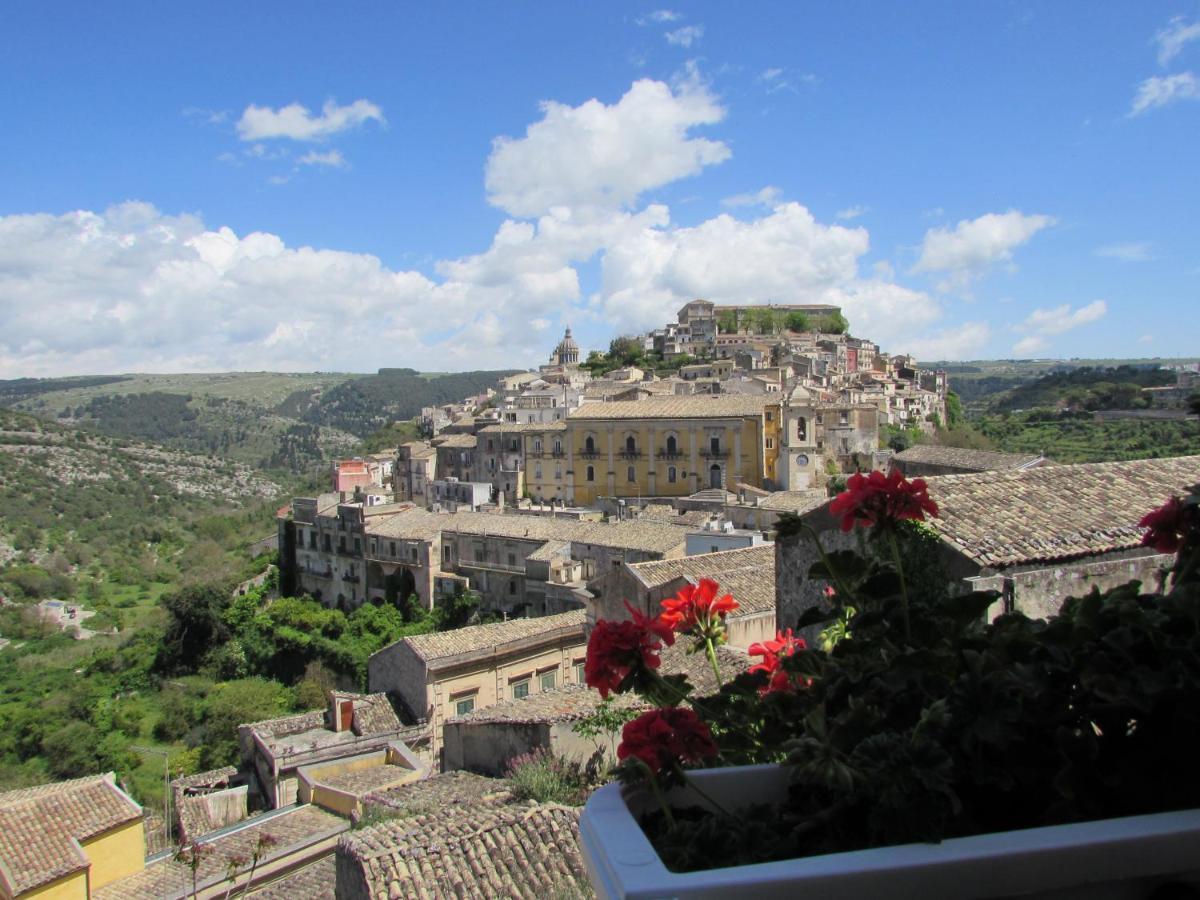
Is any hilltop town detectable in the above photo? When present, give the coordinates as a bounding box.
[1,303,1198,899]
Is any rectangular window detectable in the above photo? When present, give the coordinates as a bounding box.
[540,670,557,691]
[324,534,331,552]
[309,532,317,549]
[390,541,396,557]
[411,547,418,562]
[766,410,774,421]
[575,662,586,684]
[766,437,774,449]
[627,465,636,482]
[354,537,361,553]
[512,680,531,699]
[455,697,475,716]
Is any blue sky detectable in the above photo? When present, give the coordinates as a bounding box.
[1,2,1197,376]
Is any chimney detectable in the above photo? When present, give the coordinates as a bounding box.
[332,697,354,733]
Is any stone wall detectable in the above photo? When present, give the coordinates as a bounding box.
[367,641,428,724]
[1007,550,1172,620]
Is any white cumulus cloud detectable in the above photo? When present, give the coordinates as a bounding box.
[900,322,992,361]
[1156,17,1200,66]
[1094,241,1153,262]
[722,186,782,208]
[2,77,979,377]
[236,99,384,141]
[912,210,1055,285]
[1011,300,1107,356]
[1130,72,1200,115]
[665,24,704,47]
[485,78,730,217]
[297,149,347,168]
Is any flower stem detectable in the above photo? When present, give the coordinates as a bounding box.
[638,761,676,828]
[886,528,911,641]
[704,637,722,687]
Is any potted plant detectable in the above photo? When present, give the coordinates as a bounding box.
[580,473,1200,898]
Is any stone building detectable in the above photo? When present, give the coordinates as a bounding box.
[566,394,781,505]
[238,692,421,809]
[0,774,145,899]
[775,455,1200,632]
[393,441,436,504]
[521,422,569,503]
[367,610,588,755]
[590,543,777,652]
[359,507,689,616]
[430,432,475,483]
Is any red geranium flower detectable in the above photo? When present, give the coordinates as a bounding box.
[1139,496,1189,554]
[617,707,719,775]
[660,577,739,640]
[584,603,675,699]
[748,629,808,695]
[828,468,939,532]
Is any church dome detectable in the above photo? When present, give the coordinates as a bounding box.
[552,327,580,364]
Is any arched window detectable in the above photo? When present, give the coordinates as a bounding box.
[668,466,677,483]
[627,466,635,482]
[585,435,595,453]
[625,435,636,454]
[553,439,562,454]
[586,465,595,482]
[666,434,678,455]
[797,416,807,442]
[709,464,722,489]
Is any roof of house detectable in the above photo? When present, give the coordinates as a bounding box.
[338,803,588,899]
[925,455,1200,568]
[893,445,1046,472]
[392,610,586,665]
[242,693,404,760]
[96,805,348,900]
[447,683,644,726]
[477,422,566,434]
[627,544,776,615]
[368,506,691,553]
[248,856,335,899]
[568,394,773,420]
[756,490,830,514]
[360,771,514,819]
[0,773,143,896]
[432,433,477,449]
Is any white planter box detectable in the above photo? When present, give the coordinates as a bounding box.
[580,763,1200,900]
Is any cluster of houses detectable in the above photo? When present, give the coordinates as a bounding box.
[4,303,1198,898]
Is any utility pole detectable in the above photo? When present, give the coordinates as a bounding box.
[131,746,172,849]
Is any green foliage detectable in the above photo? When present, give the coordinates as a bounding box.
[977,411,1198,463]
[573,697,640,758]
[608,336,647,367]
[505,748,591,805]
[301,367,517,438]
[360,419,421,453]
[199,677,293,768]
[717,310,738,334]
[820,310,849,334]
[944,391,964,429]
[637,494,1200,872]
[785,311,810,332]
[990,365,1173,414]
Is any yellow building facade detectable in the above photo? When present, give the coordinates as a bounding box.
[564,396,780,506]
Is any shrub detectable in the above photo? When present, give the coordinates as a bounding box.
[504,748,590,806]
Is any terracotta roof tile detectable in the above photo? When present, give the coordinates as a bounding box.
[96,805,348,900]
[568,394,772,420]
[893,445,1046,471]
[360,771,515,820]
[339,803,590,899]
[0,773,143,895]
[924,455,1200,567]
[395,610,586,664]
[628,544,776,614]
